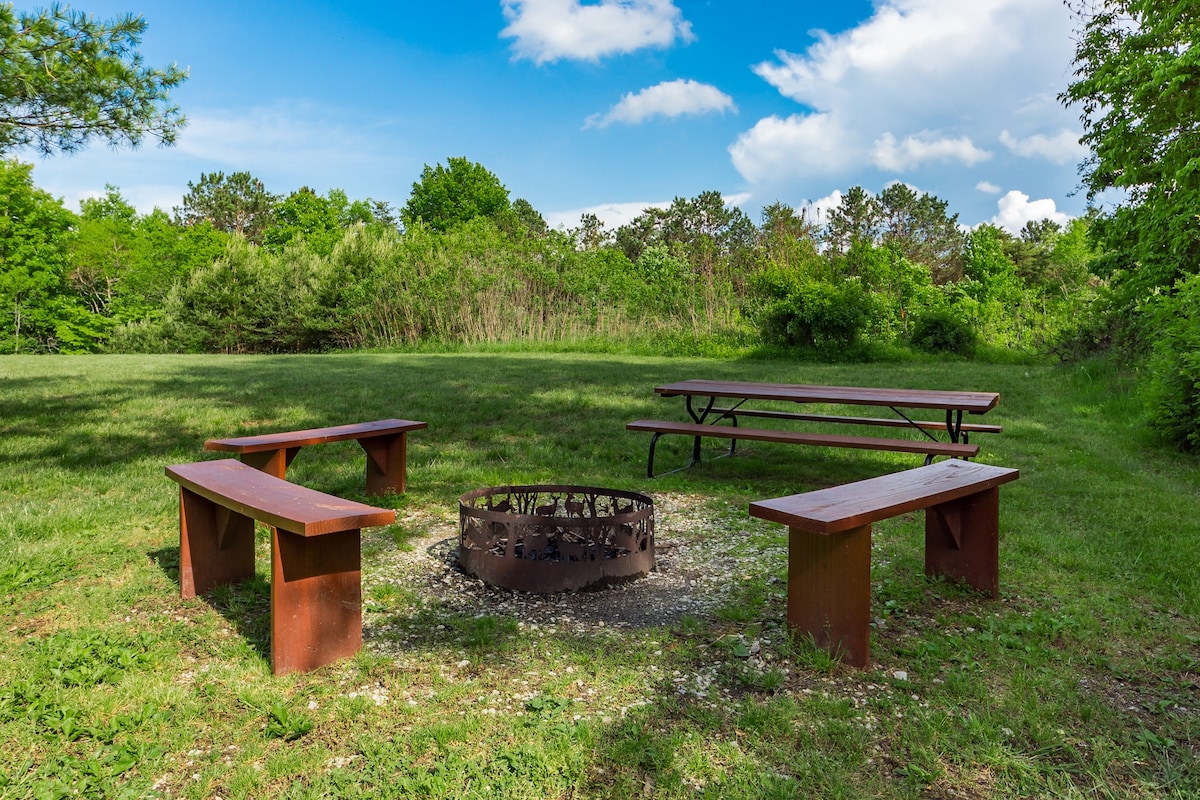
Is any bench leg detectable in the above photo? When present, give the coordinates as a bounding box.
[787,523,872,668]
[925,487,1000,598]
[360,434,407,496]
[178,488,255,598]
[238,447,300,480]
[270,527,362,675]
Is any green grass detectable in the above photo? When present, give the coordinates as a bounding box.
[1,352,1197,798]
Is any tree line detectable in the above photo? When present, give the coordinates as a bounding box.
[0,156,1099,362]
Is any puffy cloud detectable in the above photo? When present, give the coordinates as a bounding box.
[729,112,855,184]
[976,181,1003,194]
[500,0,694,64]
[991,189,1070,233]
[999,129,1087,164]
[872,132,992,171]
[730,0,1077,196]
[586,80,735,128]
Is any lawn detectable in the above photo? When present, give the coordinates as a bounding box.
[0,352,1197,799]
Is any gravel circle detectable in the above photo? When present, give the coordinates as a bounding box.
[362,492,759,643]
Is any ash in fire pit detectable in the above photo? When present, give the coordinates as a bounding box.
[458,485,654,593]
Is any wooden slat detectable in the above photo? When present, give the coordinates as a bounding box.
[709,407,1002,434]
[655,380,999,414]
[748,460,1019,534]
[625,420,979,458]
[165,460,396,536]
[205,418,427,455]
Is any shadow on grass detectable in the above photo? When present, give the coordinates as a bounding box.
[148,544,271,665]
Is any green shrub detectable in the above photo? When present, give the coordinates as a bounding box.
[909,309,978,355]
[763,280,873,350]
[1144,273,1200,451]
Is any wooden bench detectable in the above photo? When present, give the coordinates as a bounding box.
[166,459,397,675]
[707,407,1003,443]
[626,419,979,477]
[205,418,427,496]
[749,459,1019,667]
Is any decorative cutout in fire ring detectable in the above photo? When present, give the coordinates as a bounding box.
[458,484,655,593]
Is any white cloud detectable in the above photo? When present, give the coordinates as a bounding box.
[991,189,1070,233]
[999,128,1086,164]
[730,0,1077,200]
[729,112,855,184]
[545,200,670,231]
[976,181,1002,194]
[500,0,694,64]
[872,132,992,171]
[586,79,735,128]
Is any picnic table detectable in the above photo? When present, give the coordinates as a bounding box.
[627,379,1000,476]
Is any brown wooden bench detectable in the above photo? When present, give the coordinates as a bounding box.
[205,418,427,496]
[749,459,1019,667]
[626,419,979,477]
[166,459,396,675]
[707,407,1003,442]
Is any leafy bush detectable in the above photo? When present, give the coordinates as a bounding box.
[1144,273,1200,451]
[909,308,978,355]
[758,280,873,350]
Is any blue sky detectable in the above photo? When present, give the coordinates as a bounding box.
[22,0,1087,233]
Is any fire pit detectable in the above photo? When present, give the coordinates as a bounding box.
[458,485,655,593]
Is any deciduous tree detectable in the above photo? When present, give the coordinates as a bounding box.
[401,157,511,232]
[1061,0,1200,294]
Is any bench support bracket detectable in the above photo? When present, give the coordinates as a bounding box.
[359,433,409,495]
[237,447,300,480]
[926,487,1000,598]
[179,488,255,598]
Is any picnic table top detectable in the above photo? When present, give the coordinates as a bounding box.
[654,380,999,414]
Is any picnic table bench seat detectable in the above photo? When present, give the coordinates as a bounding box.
[205,418,427,495]
[626,419,979,477]
[706,407,1003,440]
[749,459,1019,667]
[166,459,396,675]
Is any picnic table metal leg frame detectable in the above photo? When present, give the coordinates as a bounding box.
[687,394,742,458]
[787,523,872,668]
[646,431,703,478]
[271,527,363,675]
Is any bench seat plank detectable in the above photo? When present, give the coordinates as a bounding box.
[709,407,1002,435]
[204,418,427,454]
[627,419,979,459]
[204,418,427,496]
[749,460,1018,534]
[166,460,396,537]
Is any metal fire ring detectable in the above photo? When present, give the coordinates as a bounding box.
[458,484,655,593]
